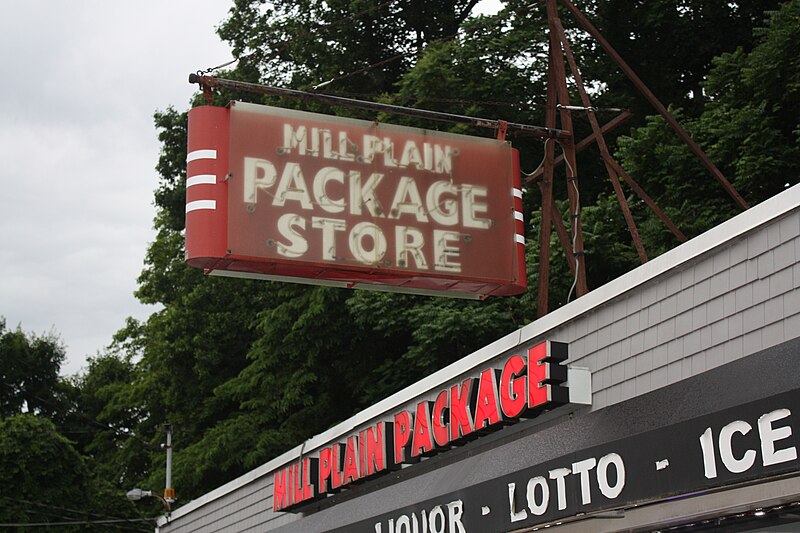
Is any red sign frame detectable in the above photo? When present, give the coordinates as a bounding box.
[185,103,526,298]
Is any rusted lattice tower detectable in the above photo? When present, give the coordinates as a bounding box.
[528,0,748,317]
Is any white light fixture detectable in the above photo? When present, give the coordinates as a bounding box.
[127,487,171,513]
[126,488,150,501]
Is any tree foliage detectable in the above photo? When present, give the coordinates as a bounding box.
[0,415,91,528]
[0,415,145,530]
[584,0,785,116]
[615,0,800,241]
[0,318,67,418]
[0,325,146,531]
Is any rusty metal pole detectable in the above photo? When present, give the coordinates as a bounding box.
[547,0,588,297]
[549,198,578,278]
[602,155,687,242]
[558,0,749,211]
[552,8,688,246]
[552,15,649,264]
[537,50,559,317]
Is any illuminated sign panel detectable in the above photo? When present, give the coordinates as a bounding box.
[185,103,526,298]
[272,340,571,512]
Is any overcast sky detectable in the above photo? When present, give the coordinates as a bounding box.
[0,1,233,375]
[0,1,503,377]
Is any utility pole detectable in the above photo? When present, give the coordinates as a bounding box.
[164,423,176,503]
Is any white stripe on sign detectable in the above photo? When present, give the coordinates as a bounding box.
[513,188,523,199]
[516,234,525,244]
[186,149,217,163]
[187,174,217,187]
[514,211,524,221]
[186,200,217,213]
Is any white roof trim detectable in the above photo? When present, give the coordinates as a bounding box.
[160,183,800,525]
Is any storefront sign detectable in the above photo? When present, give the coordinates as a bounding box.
[332,388,800,532]
[373,499,467,533]
[273,341,571,512]
[185,103,526,298]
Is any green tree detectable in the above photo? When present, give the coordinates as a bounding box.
[0,415,146,531]
[66,350,153,491]
[218,0,483,94]
[615,0,800,238]
[584,0,785,116]
[0,318,68,419]
[0,415,91,529]
[0,323,151,530]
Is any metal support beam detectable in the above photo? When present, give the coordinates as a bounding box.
[602,155,687,242]
[547,0,589,297]
[552,14,648,263]
[537,52,559,317]
[188,74,570,141]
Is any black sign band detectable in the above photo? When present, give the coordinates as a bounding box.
[329,388,800,532]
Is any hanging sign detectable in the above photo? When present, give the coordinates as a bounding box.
[185,102,526,298]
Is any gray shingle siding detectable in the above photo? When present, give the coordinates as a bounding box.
[558,211,798,411]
